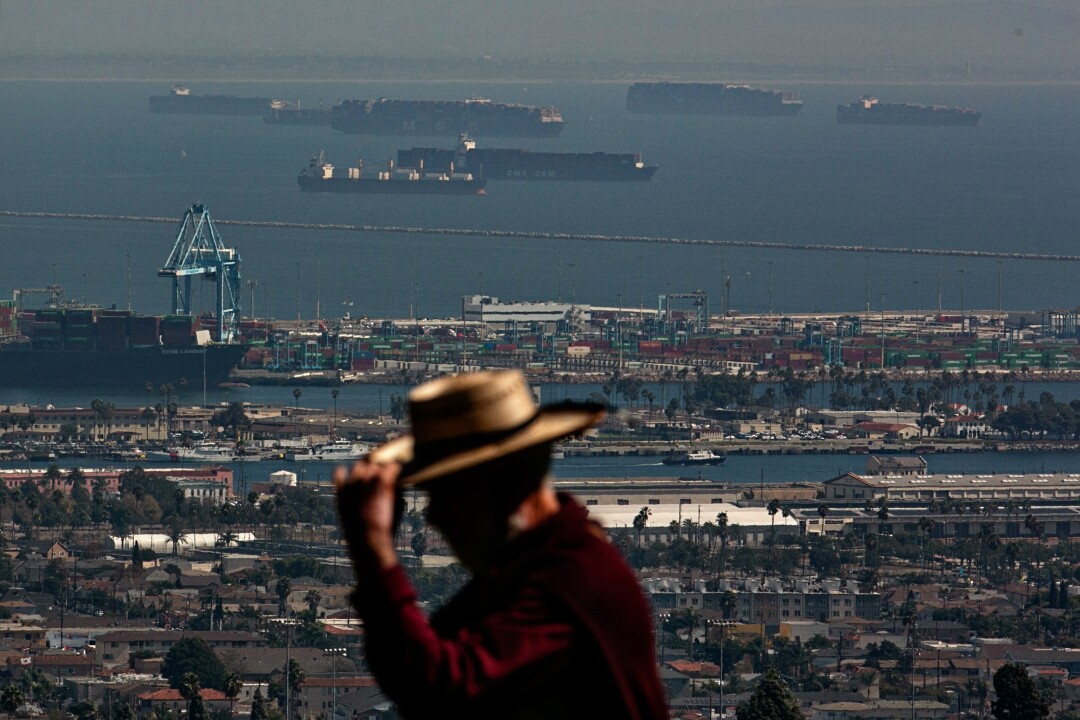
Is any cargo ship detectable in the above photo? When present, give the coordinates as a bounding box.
[148,85,272,116]
[0,306,248,389]
[297,151,487,195]
[626,82,802,116]
[396,134,657,182]
[329,96,564,137]
[836,96,981,126]
[264,99,332,126]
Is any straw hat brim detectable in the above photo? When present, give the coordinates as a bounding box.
[367,404,604,486]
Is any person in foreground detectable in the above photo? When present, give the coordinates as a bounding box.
[334,369,669,720]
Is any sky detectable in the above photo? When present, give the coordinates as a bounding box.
[2,1,1077,76]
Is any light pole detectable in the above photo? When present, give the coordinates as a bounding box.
[269,618,301,720]
[324,647,348,720]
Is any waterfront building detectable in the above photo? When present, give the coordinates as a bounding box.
[0,466,233,498]
[822,470,1080,503]
[461,294,591,329]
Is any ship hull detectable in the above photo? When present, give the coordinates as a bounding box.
[264,108,332,126]
[297,174,486,195]
[330,99,564,138]
[837,106,981,126]
[149,94,272,116]
[397,147,657,181]
[626,82,802,116]
[662,456,726,466]
[0,344,248,388]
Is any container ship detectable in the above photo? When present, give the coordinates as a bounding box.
[264,99,332,126]
[329,96,564,137]
[836,96,981,126]
[0,305,248,389]
[297,151,487,195]
[626,82,802,116]
[396,134,657,182]
[148,85,272,116]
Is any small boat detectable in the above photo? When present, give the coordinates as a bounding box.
[287,439,373,462]
[662,449,726,466]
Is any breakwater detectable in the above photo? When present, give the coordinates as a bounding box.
[3,211,1079,263]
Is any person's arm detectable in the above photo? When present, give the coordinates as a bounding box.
[354,571,575,715]
[334,458,400,573]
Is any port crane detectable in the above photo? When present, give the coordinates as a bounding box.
[158,203,241,343]
[12,285,65,312]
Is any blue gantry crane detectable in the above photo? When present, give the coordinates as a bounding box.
[158,203,241,343]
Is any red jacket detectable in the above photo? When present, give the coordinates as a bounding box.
[352,494,668,719]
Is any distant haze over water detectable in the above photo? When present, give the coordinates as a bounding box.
[1,80,1079,323]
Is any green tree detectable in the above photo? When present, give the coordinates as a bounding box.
[211,402,251,440]
[1,685,23,713]
[162,638,227,691]
[992,662,1049,720]
[410,531,428,560]
[250,689,269,720]
[223,672,242,719]
[737,668,806,720]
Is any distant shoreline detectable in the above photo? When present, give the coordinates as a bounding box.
[4,76,1080,88]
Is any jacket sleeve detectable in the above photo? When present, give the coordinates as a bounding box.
[351,564,575,716]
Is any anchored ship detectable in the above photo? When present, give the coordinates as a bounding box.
[148,85,272,116]
[297,151,487,195]
[396,134,657,182]
[626,82,802,116]
[836,96,981,126]
[329,96,564,137]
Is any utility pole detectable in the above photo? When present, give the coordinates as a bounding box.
[881,294,886,370]
[295,262,301,325]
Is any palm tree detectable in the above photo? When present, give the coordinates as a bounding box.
[331,388,340,436]
[292,387,302,411]
[304,589,322,615]
[166,525,188,558]
[276,577,291,616]
[223,672,242,719]
[0,684,23,712]
[716,512,730,574]
[767,498,781,541]
[632,506,651,545]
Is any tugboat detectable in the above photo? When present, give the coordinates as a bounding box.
[662,449,727,466]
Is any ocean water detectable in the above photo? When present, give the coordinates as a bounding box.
[1,79,1079,326]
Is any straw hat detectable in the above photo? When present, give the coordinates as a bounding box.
[367,369,604,486]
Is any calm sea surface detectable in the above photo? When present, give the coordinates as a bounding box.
[1,80,1078,323]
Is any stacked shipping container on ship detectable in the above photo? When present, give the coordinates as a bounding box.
[96,311,129,352]
[160,315,196,347]
[31,309,65,350]
[64,309,97,351]
[0,300,14,337]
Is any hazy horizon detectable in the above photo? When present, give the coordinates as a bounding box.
[2,1,1078,77]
